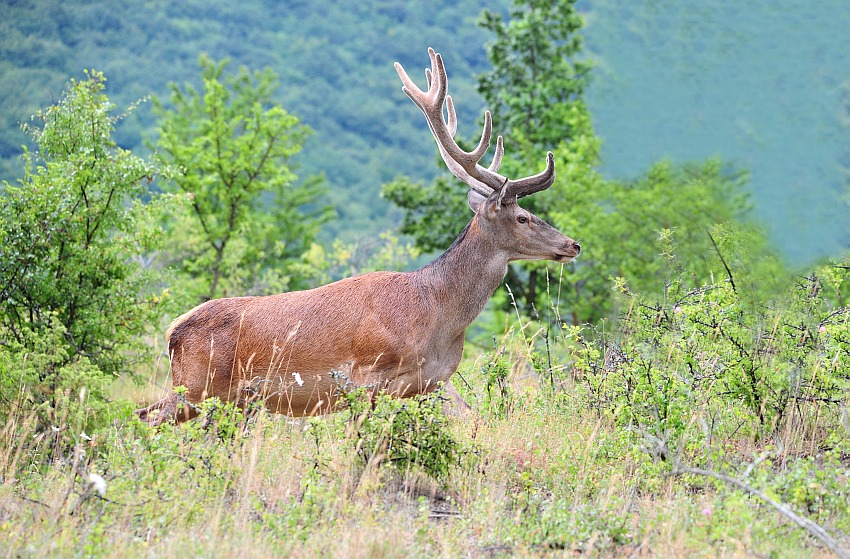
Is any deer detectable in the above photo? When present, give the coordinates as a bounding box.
[135,48,581,425]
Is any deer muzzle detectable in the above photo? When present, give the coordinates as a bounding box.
[555,240,581,262]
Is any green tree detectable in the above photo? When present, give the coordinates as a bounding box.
[386,1,753,326]
[479,0,593,312]
[0,71,173,424]
[477,0,590,157]
[385,0,591,314]
[153,55,329,302]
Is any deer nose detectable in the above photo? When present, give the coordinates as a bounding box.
[572,242,581,254]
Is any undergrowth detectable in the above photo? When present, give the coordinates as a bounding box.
[1,251,849,558]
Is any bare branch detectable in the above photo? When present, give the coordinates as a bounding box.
[669,466,850,559]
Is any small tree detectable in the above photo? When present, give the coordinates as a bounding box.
[154,55,329,302]
[0,71,174,435]
[0,71,171,376]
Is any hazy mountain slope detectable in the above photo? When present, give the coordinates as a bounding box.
[0,0,507,238]
[583,0,849,259]
[2,0,847,258]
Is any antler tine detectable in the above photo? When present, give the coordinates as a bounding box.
[396,48,556,200]
[505,152,556,199]
[429,49,493,173]
[445,96,457,138]
[488,136,504,173]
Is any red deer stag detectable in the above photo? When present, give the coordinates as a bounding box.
[135,48,580,425]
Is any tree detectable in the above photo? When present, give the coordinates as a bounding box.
[385,0,592,314]
[386,0,753,327]
[0,71,173,419]
[153,55,329,302]
[477,0,589,156]
[478,1,593,313]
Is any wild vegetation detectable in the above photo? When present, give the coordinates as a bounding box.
[1,249,848,557]
[1,0,849,557]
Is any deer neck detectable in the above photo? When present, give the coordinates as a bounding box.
[412,217,509,334]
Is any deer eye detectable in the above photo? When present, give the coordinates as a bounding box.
[517,215,528,224]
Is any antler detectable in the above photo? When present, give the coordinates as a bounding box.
[395,48,555,200]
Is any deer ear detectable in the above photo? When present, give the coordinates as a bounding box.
[467,190,487,213]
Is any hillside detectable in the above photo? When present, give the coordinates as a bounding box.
[2,0,848,257]
[0,0,508,238]
[584,0,850,259]
[1,3,849,555]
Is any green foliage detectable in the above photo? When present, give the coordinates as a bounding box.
[382,175,469,254]
[153,55,330,301]
[382,2,753,330]
[1,285,847,557]
[586,1,849,259]
[2,0,848,255]
[0,71,174,424]
[567,228,850,445]
[290,231,420,288]
[476,0,591,315]
[504,498,631,551]
[93,399,252,528]
[337,388,462,481]
[0,318,113,449]
[480,352,514,419]
[0,0,508,241]
[385,2,758,327]
[762,445,850,524]
[478,0,590,155]
[555,147,752,324]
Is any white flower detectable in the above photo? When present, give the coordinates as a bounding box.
[87,473,107,497]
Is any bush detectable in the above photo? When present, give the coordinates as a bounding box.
[0,318,111,444]
[0,71,176,433]
[567,229,850,447]
[336,388,462,481]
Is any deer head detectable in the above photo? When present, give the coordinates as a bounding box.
[395,48,581,264]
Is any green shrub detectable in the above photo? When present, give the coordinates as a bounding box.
[337,388,462,481]
[567,231,849,448]
[480,352,513,419]
[0,71,176,437]
[0,318,121,472]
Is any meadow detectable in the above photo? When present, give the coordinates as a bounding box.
[2,259,848,558]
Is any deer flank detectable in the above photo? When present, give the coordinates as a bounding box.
[135,48,580,425]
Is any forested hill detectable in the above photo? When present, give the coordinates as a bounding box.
[2,0,848,257]
[583,0,850,260]
[0,0,510,238]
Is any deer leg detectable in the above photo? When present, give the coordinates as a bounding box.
[442,379,473,417]
[134,391,199,426]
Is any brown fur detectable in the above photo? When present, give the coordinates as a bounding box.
[134,49,581,425]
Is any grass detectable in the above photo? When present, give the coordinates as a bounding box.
[2,264,849,558]
[2,347,848,558]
